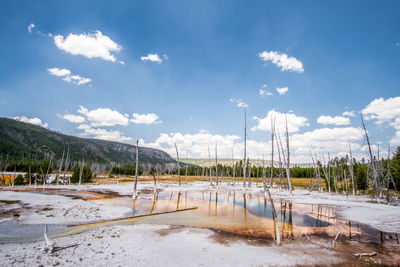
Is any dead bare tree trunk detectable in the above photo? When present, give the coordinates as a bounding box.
[78,159,83,186]
[133,140,139,199]
[262,154,267,196]
[208,145,212,185]
[185,151,188,185]
[285,117,292,196]
[215,140,218,186]
[175,143,181,186]
[28,163,31,187]
[361,114,380,199]
[270,115,275,187]
[56,150,64,186]
[349,144,355,195]
[322,155,331,193]
[156,164,160,184]
[243,109,247,188]
[63,148,69,185]
[153,173,157,194]
[232,147,235,186]
[275,132,283,189]
[43,158,52,188]
[35,165,38,187]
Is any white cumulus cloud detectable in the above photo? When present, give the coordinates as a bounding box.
[60,114,86,123]
[342,111,356,117]
[27,23,35,34]
[258,51,304,73]
[140,53,163,63]
[259,89,273,97]
[276,87,289,95]
[131,113,162,124]
[317,115,351,126]
[362,96,400,146]
[139,130,245,158]
[77,106,129,127]
[290,127,364,156]
[362,97,400,124]
[78,124,131,142]
[12,116,48,128]
[54,31,121,62]
[230,98,249,108]
[47,67,71,77]
[252,109,309,133]
[47,67,91,85]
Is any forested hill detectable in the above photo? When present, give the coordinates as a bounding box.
[0,118,175,165]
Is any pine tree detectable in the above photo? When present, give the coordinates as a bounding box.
[390,146,400,190]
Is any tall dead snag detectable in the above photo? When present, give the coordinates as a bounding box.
[215,140,219,186]
[156,164,160,184]
[175,143,181,186]
[78,159,84,186]
[310,152,318,191]
[208,145,212,185]
[361,114,380,199]
[43,158,52,188]
[63,148,70,186]
[35,166,38,187]
[275,132,284,189]
[385,145,395,203]
[56,149,65,186]
[285,117,292,196]
[243,108,247,188]
[262,154,267,196]
[153,172,157,194]
[185,151,188,185]
[270,114,275,187]
[322,155,331,193]
[349,144,355,195]
[133,140,139,199]
[232,147,235,186]
[28,164,31,187]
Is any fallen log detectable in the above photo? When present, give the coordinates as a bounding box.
[353,252,377,258]
[66,207,198,227]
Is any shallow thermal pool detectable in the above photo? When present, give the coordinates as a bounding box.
[92,189,397,244]
[0,188,398,246]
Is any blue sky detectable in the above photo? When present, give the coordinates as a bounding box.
[1,0,400,162]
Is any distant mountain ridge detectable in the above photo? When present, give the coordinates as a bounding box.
[0,118,175,165]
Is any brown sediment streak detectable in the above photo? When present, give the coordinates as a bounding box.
[51,207,198,238]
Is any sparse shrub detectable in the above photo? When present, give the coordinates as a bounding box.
[14,174,25,185]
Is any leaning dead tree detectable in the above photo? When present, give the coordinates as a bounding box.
[285,116,292,196]
[270,115,276,187]
[133,140,139,199]
[361,114,380,199]
[175,143,181,186]
[243,108,247,188]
